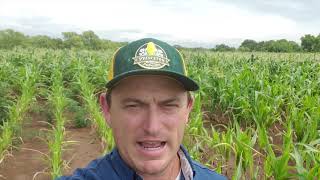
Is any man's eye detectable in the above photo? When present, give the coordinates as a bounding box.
[125,104,139,108]
[165,104,178,107]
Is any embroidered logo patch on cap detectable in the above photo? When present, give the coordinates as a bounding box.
[132,42,170,69]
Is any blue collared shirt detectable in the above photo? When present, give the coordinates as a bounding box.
[57,146,226,180]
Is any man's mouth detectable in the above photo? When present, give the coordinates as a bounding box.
[137,141,166,151]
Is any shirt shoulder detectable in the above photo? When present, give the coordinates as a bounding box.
[191,160,227,180]
[56,154,118,180]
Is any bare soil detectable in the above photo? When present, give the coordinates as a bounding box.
[0,111,103,180]
[62,127,103,176]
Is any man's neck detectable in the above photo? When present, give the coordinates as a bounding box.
[140,155,181,180]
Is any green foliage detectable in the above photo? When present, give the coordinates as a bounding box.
[301,34,320,52]
[75,58,114,152]
[48,64,68,179]
[0,29,126,50]
[62,32,85,49]
[182,51,320,178]
[81,30,102,50]
[2,28,320,53]
[239,39,258,51]
[68,100,90,128]
[29,35,63,49]
[0,61,14,124]
[0,29,28,49]
[213,44,236,52]
[240,39,301,52]
[1,48,320,179]
[0,63,39,160]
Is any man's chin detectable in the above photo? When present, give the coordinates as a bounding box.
[136,159,169,176]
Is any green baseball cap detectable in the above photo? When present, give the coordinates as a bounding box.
[106,38,199,91]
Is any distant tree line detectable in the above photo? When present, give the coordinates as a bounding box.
[215,34,320,52]
[238,39,300,52]
[0,29,126,50]
[178,35,320,53]
[1,29,320,52]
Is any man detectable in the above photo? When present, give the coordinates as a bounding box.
[58,38,226,180]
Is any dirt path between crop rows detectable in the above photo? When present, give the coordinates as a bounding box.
[0,112,104,180]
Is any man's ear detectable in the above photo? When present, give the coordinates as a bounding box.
[99,93,111,127]
[187,93,194,110]
[185,93,194,124]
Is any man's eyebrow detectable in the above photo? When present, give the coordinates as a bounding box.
[121,98,145,104]
[120,97,181,104]
[159,97,181,104]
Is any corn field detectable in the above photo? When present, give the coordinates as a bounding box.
[0,48,319,179]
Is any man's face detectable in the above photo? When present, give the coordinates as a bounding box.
[100,75,193,177]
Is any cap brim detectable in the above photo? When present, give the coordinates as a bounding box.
[106,69,199,91]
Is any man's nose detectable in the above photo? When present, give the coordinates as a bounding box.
[143,105,162,136]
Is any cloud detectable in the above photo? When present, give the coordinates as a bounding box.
[223,0,320,37]
[223,0,320,22]
[0,0,319,47]
[0,16,82,37]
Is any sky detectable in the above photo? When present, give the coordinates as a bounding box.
[1,0,319,47]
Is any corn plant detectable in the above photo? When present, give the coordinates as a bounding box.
[75,59,114,152]
[291,145,320,179]
[0,64,39,162]
[232,121,256,178]
[47,64,68,179]
[188,92,206,135]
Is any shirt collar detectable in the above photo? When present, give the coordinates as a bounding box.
[109,145,195,179]
[180,145,196,177]
[179,145,196,179]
